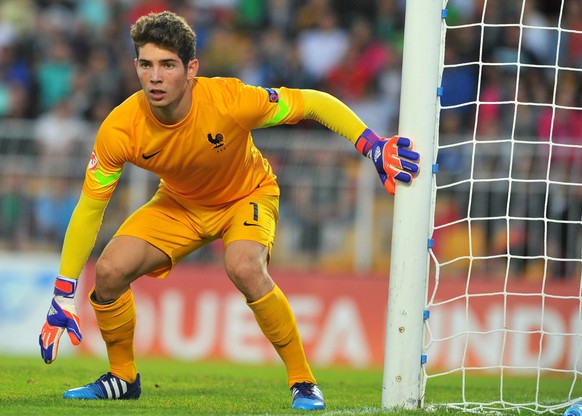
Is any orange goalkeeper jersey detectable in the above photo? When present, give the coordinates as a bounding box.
[60,79,369,279]
[84,77,305,206]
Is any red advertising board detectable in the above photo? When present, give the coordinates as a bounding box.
[76,262,582,371]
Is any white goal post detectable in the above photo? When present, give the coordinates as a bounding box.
[382,0,441,409]
[384,0,582,413]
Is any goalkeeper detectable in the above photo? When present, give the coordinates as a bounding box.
[38,10,419,411]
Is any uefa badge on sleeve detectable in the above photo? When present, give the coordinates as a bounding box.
[88,150,98,171]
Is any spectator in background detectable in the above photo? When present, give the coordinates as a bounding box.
[266,0,293,33]
[296,9,349,85]
[275,41,315,90]
[0,82,28,118]
[476,66,505,138]
[284,148,352,264]
[0,166,33,249]
[374,0,405,48]
[34,99,84,176]
[237,0,268,30]
[0,0,37,37]
[75,0,113,36]
[0,42,34,94]
[0,3,36,118]
[0,36,35,117]
[292,0,331,34]
[198,22,243,77]
[522,0,555,66]
[125,0,170,28]
[538,75,582,169]
[325,15,391,102]
[257,26,292,87]
[537,74,582,278]
[82,44,121,112]
[512,69,546,139]
[35,37,78,111]
[115,56,144,105]
[235,34,267,86]
[491,19,538,69]
[440,30,478,130]
[560,0,582,68]
[34,176,78,244]
[325,14,398,133]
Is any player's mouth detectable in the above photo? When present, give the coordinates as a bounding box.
[148,88,166,101]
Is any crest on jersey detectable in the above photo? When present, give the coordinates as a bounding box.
[207,133,226,152]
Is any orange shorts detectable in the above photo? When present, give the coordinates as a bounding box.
[114,189,279,278]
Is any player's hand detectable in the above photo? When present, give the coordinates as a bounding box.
[371,136,420,195]
[355,129,420,195]
[39,276,82,364]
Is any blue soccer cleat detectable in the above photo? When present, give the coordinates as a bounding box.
[64,372,141,400]
[291,382,325,410]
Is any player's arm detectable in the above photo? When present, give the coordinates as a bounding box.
[39,100,132,361]
[39,191,109,364]
[59,191,109,278]
[299,89,420,195]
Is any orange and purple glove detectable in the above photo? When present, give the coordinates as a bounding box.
[355,128,420,195]
[39,276,82,364]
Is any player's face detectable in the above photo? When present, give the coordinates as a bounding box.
[134,43,199,124]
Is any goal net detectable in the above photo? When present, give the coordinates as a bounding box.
[422,0,582,413]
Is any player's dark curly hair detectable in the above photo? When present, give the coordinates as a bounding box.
[130,11,197,67]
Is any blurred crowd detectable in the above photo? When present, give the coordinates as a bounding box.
[0,0,581,277]
[436,0,582,279]
[0,0,407,272]
[0,0,407,133]
[1,0,581,149]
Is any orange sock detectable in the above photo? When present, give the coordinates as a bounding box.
[248,284,316,387]
[89,288,138,383]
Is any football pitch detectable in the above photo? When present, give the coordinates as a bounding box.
[0,355,575,415]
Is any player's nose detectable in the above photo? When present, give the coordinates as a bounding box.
[149,67,162,83]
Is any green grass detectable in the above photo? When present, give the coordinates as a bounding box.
[0,355,577,415]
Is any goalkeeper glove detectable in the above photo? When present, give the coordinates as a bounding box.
[39,276,82,364]
[355,128,420,195]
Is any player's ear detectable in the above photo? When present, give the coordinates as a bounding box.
[186,59,199,80]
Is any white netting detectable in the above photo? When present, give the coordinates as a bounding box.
[424,0,582,413]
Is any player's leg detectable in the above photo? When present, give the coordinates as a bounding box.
[223,240,273,300]
[222,194,280,301]
[64,236,169,400]
[65,191,205,400]
[223,194,325,410]
[92,235,170,382]
[93,235,171,301]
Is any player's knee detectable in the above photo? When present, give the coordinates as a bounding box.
[225,260,272,300]
[94,256,130,299]
[225,259,261,282]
